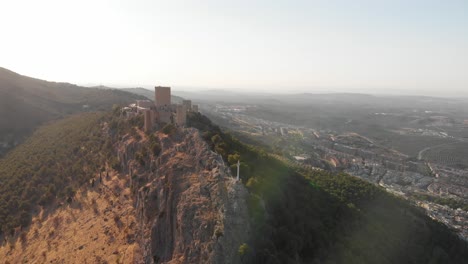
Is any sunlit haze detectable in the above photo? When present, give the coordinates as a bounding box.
[1,0,467,96]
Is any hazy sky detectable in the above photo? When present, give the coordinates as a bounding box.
[1,0,467,95]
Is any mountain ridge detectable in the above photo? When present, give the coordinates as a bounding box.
[0,67,144,156]
[0,111,250,264]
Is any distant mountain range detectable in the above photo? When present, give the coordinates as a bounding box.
[0,67,145,155]
[174,89,468,111]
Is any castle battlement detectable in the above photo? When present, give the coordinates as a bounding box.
[121,85,199,132]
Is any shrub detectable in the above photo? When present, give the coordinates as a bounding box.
[228,153,240,165]
[215,227,223,238]
[161,123,176,135]
[20,231,27,244]
[52,216,62,229]
[130,127,141,140]
[135,152,145,166]
[113,214,121,224]
[150,142,161,156]
[238,243,249,256]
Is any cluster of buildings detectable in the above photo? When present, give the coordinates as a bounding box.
[418,201,468,241]
[124,86,198,132]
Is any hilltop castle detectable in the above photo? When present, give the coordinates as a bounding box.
[124,86,198,132]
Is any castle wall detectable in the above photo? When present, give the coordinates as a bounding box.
[150,109,157,124]
[144,110,153,132]
[137,100,153,113]
[182,100,192,111]
[176,105,187,126]
[137,100,153,109]
[158,106,172,124]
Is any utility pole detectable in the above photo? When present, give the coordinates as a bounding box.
[236,160,240,181]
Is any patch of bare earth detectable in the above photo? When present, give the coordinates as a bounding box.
[0,171,140,264]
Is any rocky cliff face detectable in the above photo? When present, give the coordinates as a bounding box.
[117,128,250,264]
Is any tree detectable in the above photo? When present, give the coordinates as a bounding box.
[211,134,222,144]
[228,153,240,165]
[162,123,176,135]
[238,243,249,257]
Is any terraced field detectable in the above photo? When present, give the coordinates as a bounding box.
[422,142,468,168]
[381,134,456,157]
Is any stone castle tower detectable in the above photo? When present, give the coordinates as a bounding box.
[139,86,192,132]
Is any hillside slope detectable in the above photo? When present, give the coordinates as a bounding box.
[0,67,144,155]
[187,112,468,264]
[0,110,467,263]
[0,113,114,234]
[0,112,249,263]
[0,169,139,263]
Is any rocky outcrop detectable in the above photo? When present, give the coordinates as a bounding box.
[117,128,250,264]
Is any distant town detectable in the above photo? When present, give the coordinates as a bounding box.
[201,102,468,241]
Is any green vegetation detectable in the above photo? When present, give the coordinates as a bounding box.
[161,123,177,136]
[238,243,249,256]
[0,67,144,156]
[0,107,149,237]
[1,105,467,264]
[187,112,468,264]
[149,134,162,156]
[0,113,113,235]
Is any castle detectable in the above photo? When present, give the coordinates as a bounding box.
[125,86,198,132]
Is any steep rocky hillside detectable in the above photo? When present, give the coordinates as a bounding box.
[116,127,249,263]
[1,110,467,263]
[0,67,144,156]
[0,112,249,263]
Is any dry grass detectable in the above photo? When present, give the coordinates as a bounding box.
[0,170,140,263]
